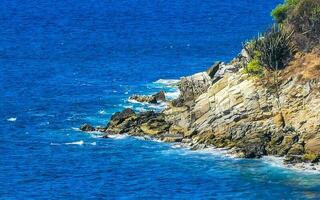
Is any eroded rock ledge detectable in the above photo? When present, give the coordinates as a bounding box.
[81,54,320,166]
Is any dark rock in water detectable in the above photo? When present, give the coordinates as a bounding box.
[207,61,222,78]
[104,108,171,137]
[80,123,95,132]
[129,91,166,104]
[238,132,269,158]
[109,108,136,126]
[152,91,166,102]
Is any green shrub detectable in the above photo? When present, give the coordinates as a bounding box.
[244,59,264,77]
[272,0,300,23]
[272,4,289,23]
[243,50,264,77]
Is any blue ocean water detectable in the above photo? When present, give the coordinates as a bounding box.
[1,0,320,199]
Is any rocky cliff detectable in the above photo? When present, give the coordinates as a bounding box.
[81,50,320,168]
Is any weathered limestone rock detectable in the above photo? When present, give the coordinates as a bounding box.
[305,137,320,155]
[173,72,211,107]
[81,58,320,165]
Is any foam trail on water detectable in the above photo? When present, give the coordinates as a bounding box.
[65,140,84,145]
[7,117,17,122]
[71,127,80,131]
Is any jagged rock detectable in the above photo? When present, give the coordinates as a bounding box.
[103,109,170,137]
[129,91,166,104]
[108,108,136,126]
[80,124,95,132]
[207,61,222,78]
[173,72,211,107]
[152,91,166,102]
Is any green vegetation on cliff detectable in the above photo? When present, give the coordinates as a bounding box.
[271,0,300,23]
[244,26,295,73]
[272,0,320,51]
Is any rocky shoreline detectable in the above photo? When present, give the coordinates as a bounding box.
[81,50,320,171]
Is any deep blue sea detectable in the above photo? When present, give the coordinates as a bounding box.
[1,0,320,199]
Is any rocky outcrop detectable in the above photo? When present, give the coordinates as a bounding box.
[81,59,320,166]
[129,91,166,104]
[80,124,95,132]
[103,108,170,138]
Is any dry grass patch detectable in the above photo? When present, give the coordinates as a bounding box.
[281,50,320,82]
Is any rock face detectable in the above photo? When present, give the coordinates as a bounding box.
[81,60,320,165]
[129,91,166,104]
[172,72,212,107]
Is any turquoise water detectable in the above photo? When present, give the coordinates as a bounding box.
[1,0,320,199]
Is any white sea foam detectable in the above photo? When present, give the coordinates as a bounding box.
[137,107,147,112]
[98,110,107,115]
[124,105,133,109]
[50,142,61,146]
[71,127,80,131]
[133,135,151,141]
[90,142,97,145]
[148,101,167,110]
[165,90,180,100]
[108,134,128,140]
[65,140,84,145]
[7,117,17,122]
[154,79,179,86]
[262,156,320,173]
[127,99,147,105]
[89,132,104,138]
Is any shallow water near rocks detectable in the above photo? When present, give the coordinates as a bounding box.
[1,0,320,199]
